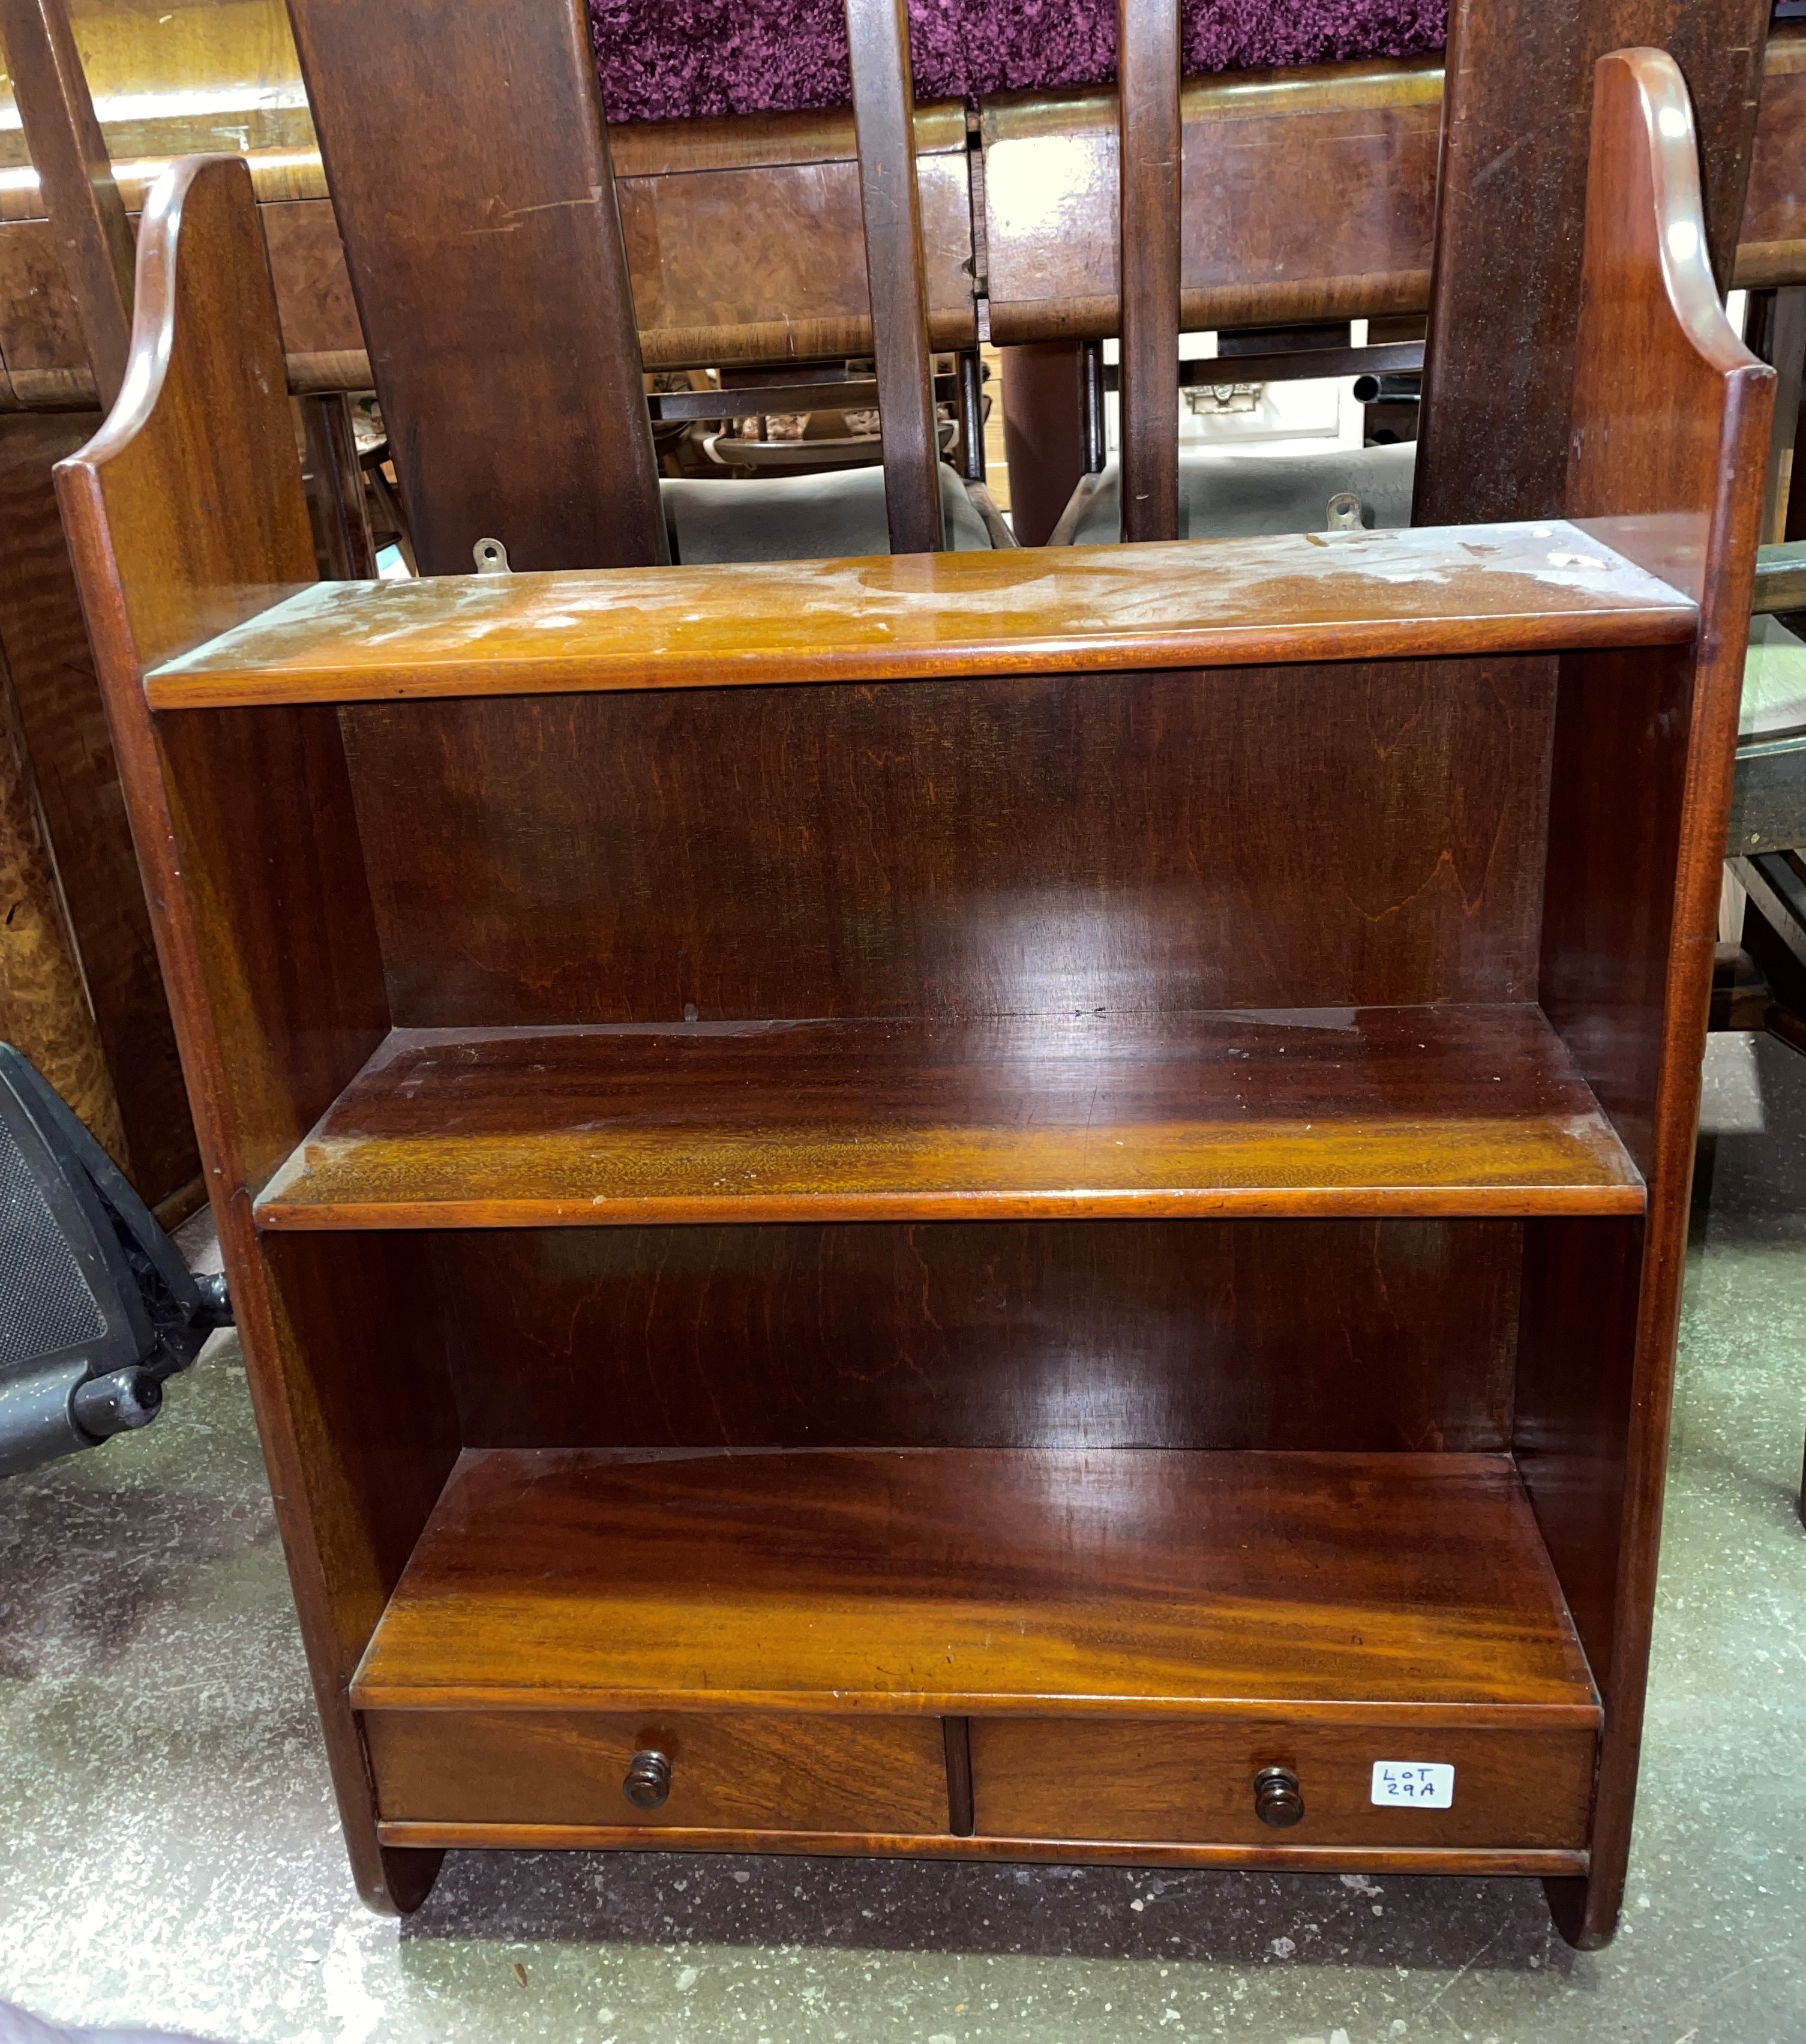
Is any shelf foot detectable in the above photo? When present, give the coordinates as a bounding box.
[1543,1871,1619,1950]
[355,1844,444,1916]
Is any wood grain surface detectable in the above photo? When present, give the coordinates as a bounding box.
[970,1716,1597,1849]
[52,159,436,1914]
[428,1216,1524,1455]
[329,655,1559,1029]
[1514,1214,1645,1697]
[371,1819,1588,1875]
[332,657,1558,1029]
[1751,538,1806,611]
[982,61,1442,344]
[0,641,125,1159]
[49,55,1769,1932]
[299,391,374,580]
[253,1006,1641,1229]
[616,102,977,367]
[0,413,194,1198]
[365,1710,952,1833]
[979,28,1804,345]
[1530,50,1775,1949]
[349,1447,1600,1722]
[1739,27,1806,287]
[368,1706,1594,1849]
[0,31,1798,400]
[144,522,1693,707]
[52,168,315,674]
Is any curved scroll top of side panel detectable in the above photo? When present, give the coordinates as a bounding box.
[51,155,317,679]
[1566,49,1774,608]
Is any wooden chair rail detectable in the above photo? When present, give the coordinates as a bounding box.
[648,371,959,422]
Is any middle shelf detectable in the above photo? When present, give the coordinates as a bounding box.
[254,1002,1643,1229]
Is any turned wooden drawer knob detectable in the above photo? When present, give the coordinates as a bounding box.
[1253,1766,1304,1828]
[623,1748,671,1809]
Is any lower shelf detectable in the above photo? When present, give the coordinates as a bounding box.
[352,1446,1598,1718]
[354,1447,1600,1859]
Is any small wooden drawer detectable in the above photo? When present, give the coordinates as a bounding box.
[364,1709,952,1835]
[970,1718,1597,1850]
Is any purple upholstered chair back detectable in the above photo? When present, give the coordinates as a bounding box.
[587,0,1448,125]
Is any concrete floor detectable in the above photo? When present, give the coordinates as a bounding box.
[1,1042,1802,2044]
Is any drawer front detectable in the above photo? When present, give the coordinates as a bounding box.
[971,1718,1597,1850]
[365,1710,952,1835]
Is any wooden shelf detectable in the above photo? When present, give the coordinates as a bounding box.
[50,55,1759,1922]
[145,520,1695,709]
[254,1003,1643,1229]
[349,1446,1601,1724]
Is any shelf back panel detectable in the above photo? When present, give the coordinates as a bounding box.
[340,656,1556,1029]
[419,1215,1522,1455]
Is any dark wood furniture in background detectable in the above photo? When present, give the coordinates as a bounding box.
[283,0,665,575]
[0,0,133,406]
[844,0,944,551]
[283,0,955,568]
[0,0,195,1207]
[1084,0,1427,549]
[1115,0,1180,542]
[969,23,1805,354]
[1417,0,1773,525]
[3,13,1804,407]
[0,567,128,1164]
[999,344,1088,546]
[56,47,1770,1946]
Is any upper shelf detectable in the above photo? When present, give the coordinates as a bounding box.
[254,1003,1643,1230]
[145,520,1696,709]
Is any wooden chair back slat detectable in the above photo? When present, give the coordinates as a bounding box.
[847,0,945,552]
[284,0,667,574]
[1114,0,1181,542]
